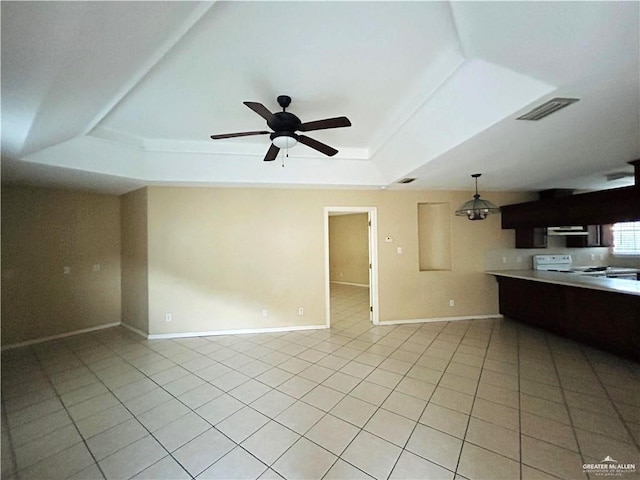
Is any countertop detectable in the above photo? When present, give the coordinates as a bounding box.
[486,270,640,297]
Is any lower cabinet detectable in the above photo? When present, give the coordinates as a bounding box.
[496,277,640,361]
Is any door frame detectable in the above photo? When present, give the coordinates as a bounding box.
[324,206,380,327]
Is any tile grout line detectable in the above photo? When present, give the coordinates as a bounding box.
[51,332,240,479]
[1,396,21,479]
[579,344,640,454]
[336,322,449,479]
[97,288,376,478]
[90,333,280,479]
[28,344,109,480]
[94,328,313,478]
[516,322,523,480]
[4,285,639,480]
[545,334,590,477]
[316,302,439,479]
[314,291,448,479]
[450,318,495,479]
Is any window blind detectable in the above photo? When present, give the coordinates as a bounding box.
[612,221,640,255]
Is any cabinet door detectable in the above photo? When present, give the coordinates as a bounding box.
[515,228,547,248]
[565,225,614,247]
[497,277,565,334]
[564,287,640,360]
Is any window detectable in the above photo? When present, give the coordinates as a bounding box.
[612,221,640,255]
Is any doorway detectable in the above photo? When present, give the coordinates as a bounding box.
[324,207,379,327]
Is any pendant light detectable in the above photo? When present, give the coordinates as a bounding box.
[455,174,500,221]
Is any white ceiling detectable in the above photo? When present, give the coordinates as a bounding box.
[2,1,639,195]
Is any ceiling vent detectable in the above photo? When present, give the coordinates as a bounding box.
[605,171,634,182]
[398,178,416,184]
[517,97,579,121]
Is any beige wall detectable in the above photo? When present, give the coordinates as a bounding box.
[329,214,369,285]
[146,187,328,334]
[1,186,121,346]
[1,184,533,345]
[120,188,149,334]
[373,189,530,321]
[143,186,531,334]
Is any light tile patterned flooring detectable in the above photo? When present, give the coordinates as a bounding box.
[2,283,639,480]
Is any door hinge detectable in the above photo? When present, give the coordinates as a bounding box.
[370,306,373,312]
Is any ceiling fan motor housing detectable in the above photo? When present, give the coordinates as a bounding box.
[268,112,301,133]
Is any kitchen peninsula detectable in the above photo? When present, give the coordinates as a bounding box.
[487,270,640,361]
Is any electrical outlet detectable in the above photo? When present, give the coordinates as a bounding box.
[397,246,403,254]
[449,299,455,307]
[262,309,268,317]
[298,307,304,315]
[165,313,172,322]
[63,266,71,275]
[502,257,508,264]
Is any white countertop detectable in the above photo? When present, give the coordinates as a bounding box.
[486,270,640,297]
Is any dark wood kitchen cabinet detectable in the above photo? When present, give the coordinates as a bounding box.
[497,277,565,333]
[565,225,613,248]
[515,228,547,249]
[502,186,640,230]
[502,160,640,246]
[494,275,640,361]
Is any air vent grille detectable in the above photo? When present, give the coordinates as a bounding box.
[517,97,579,121]
[606,172,634,182]
[398,178,416,184]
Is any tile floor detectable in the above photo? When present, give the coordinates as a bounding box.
[2,283,639,480]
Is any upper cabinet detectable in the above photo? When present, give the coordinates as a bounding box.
[515,227,548,249]
[501,186,639,229]
[565,224,613,248]
[502,160,639,248]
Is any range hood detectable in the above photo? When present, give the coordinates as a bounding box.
[547,226,588,236]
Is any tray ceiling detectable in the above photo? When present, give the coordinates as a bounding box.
[2,1,638,194]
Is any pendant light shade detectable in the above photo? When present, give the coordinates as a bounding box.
[455,174,500,221]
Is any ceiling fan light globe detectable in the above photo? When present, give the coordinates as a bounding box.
[272,135,298,149]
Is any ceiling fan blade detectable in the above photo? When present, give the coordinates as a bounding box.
[244,101,274,121]
[298,135,339,157]
[264,143,280,161]
[298,116,351,132]
[210,131,269,139]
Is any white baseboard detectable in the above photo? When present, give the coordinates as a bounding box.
[330,281,369,288]
[120,322,148,339]
[1,314,503,349]
[1,322,122,351]
[377,314,503,326]
[147,323,329,340]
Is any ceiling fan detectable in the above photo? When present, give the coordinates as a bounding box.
[210,95,351,161]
